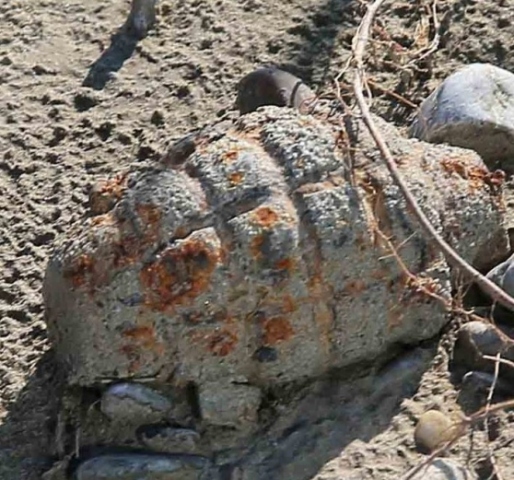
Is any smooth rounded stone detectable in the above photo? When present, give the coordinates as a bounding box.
[199,382,261,429]
[236,67,316,115]
[74,453,212,480]
[486,253,514,300]
[410,63,514,171]
[101,383,172,424]
[414,410,458,453]
[411,459,476,480]
[137,425,202,454]
[453,321,514,373]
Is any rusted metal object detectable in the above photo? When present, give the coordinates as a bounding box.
[44,105,507,428]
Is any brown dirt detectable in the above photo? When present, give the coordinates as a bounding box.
[0,0,513,479]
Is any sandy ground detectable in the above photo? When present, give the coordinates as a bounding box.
[0,0,514,478]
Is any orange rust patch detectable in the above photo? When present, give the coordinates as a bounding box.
[98,172,129,198]
[123,325,157,346]
[228,171,244,185]
[65,254,95,288]
[91,212,116,226]
[206,329,238,356]
[122,324,164,354]
[274,258,295,271]
[262,317,294,346]
[141,234,220,311]
[343,279,367,296]
[120,324,165,373]
[252,207,279,228]
[135,204,162,246]
[440,157,491,193]
[136,204,162,229]
[223,150,239,163]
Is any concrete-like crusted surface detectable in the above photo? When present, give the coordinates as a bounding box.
[44,106,507,410]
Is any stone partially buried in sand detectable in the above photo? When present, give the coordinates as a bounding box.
[100,383,172,424]
[410,63,514,172]
[414,410,459,453]
[485,253,514,300]
[411,459,476,480]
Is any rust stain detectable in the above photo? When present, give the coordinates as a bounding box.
[274,257,295,271]
[141,235,220,311]
[223,150,239,163]
[122,324,164,353]
[228,171,244,185]
[120,323,165,373]
[262,317,293,346]
[91,212,116,226]
[252,206,279,228]
[440,157,492,193]
[99,172,129,197]
[250,234,265,259]
[206,329,238,356]
[64,254,95,288]
[136,204,162,230]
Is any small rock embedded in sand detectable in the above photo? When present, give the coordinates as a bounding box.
[411,458,477,480]
[414,410,458,453]
[74,453,211,480]
[100,383,172,424]
[486,253,514,300]
[410,63,514,172]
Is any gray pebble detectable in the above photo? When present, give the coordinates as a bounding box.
[101,383,172,424]
[74,453,212,480]
[486,253,514,299]
[410,63,514,171]
[138,425,202,454]
[410,459,476,480]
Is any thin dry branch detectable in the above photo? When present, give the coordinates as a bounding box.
[404,0,441,68]
[351,0,514,313]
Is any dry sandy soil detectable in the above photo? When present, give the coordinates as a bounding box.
[1,0,514,479]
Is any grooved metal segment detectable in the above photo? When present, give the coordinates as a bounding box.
[43,106,507,388]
